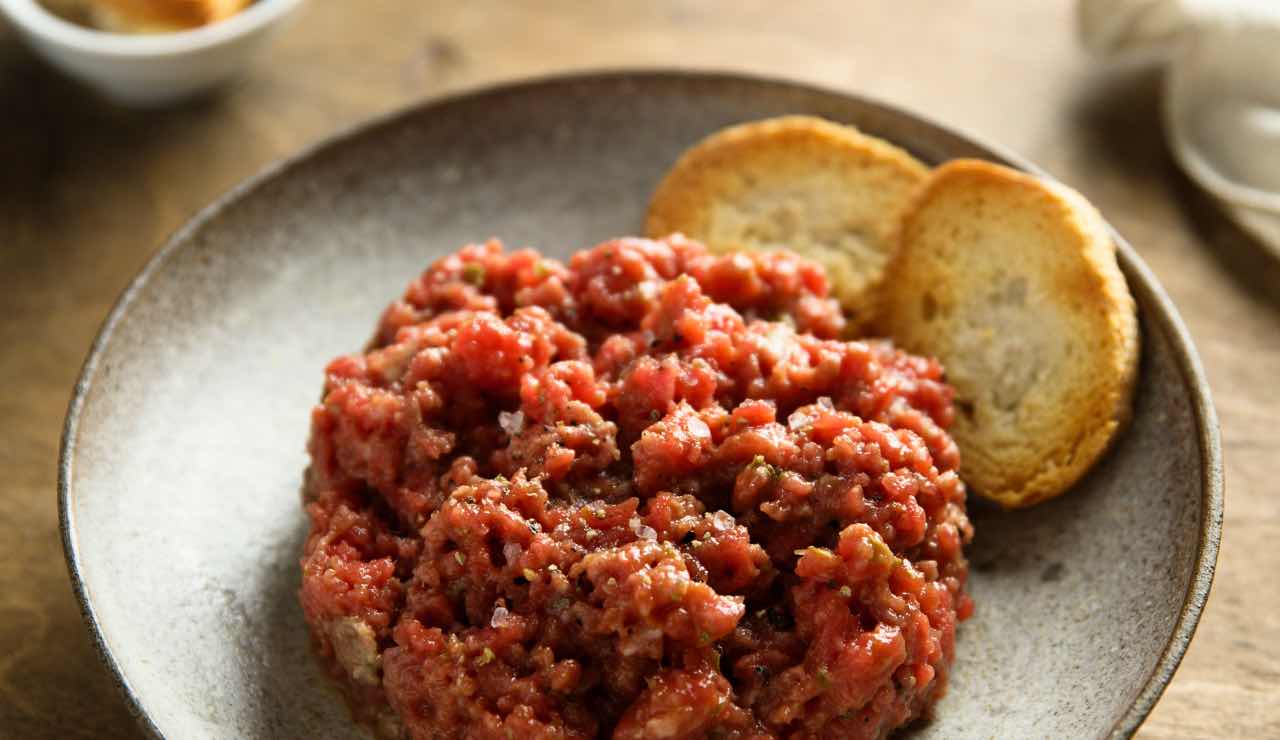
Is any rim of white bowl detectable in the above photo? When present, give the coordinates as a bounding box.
[0,0,302,56]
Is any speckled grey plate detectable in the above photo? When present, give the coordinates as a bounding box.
[60,71,1223,739]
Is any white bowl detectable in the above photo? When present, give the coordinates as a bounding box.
[0,0,301,106]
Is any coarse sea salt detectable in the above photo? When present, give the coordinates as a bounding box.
[629,516,658,541]
[498,410,525,435]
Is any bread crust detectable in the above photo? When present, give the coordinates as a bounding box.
[878,159,1139,508]
[646,115,928,327]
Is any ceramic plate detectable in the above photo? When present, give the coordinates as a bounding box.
[60,72,1222,739]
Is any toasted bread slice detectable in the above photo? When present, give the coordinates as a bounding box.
[89,0,251,32]
[878,160,1139,508]
[646,116,929,326]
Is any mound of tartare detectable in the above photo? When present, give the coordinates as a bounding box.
[300,236,973,739]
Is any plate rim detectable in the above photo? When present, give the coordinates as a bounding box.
[57,68,1224,740]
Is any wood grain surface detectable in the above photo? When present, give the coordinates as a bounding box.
[1,2,1276,737]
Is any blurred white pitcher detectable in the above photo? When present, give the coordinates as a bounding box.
[1079,0,1280,218]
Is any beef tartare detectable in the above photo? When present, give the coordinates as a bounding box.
[300,235,973,739]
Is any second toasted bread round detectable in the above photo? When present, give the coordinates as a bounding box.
[646,116,929,326]
[878,160,1140,508]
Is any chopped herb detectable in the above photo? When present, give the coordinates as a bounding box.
[475,647,496,666]
[795,546,839,565]
[461,263,486,286]
[816,667,832,690]
[649,409,661,422]
[698,630,713,646]
[748,454,779,480]
[869,535,899,568]
[550,597,571,612]
[454,552,467,566]
[710,650,722,672]
[839,585,853,598]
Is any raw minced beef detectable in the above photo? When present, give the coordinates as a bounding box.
[300,235,973,740]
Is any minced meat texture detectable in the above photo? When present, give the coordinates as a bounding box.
[300,235,974,740]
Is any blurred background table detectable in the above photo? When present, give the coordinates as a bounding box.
[2,1,1277,737]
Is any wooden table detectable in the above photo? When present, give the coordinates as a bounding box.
[2,2,1276,737]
